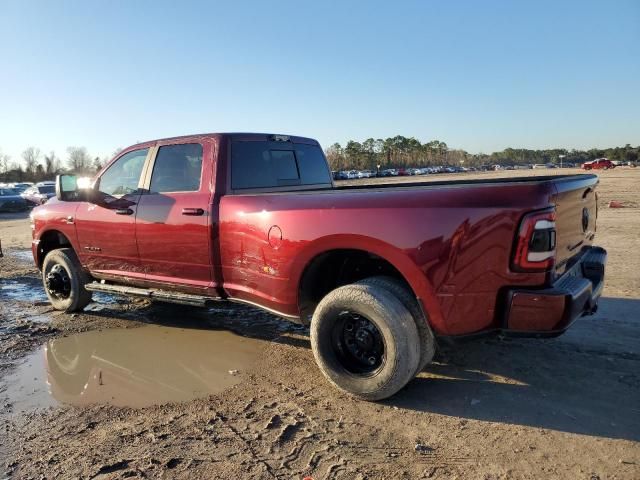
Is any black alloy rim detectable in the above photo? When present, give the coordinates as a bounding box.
[46,264,71,299]
[331,311,385,375]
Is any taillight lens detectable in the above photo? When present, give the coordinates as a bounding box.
[512,208,556,272]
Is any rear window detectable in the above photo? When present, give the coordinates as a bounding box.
[231,141,331,190]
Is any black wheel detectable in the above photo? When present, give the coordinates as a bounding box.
[42,248,92,312]
[360,276,436,374]
[311,281,420,401]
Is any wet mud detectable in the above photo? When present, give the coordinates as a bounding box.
[4,325,263,411]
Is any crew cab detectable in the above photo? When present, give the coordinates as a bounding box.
[582,158,615,170]
[30,133,607,400]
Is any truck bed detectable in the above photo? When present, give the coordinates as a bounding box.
[334,173,596,191]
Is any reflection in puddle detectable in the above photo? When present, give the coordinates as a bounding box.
[4,325,262,411]
[0,279,48,302]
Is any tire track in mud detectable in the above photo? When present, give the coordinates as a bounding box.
[220,380,481,479]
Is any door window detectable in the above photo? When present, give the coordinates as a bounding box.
[149,144,203,193]
[98,148,148,196]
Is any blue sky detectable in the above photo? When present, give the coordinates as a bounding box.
[0,0,638,164]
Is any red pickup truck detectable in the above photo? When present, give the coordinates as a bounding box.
[30,133,607,400]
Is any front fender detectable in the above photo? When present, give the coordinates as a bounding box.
[32,203,80,269]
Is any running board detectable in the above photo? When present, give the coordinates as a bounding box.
[85,282,222,307]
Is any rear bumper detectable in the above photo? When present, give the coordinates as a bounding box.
[502,246,607,337]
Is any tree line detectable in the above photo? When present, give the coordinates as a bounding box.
[2,139,638,182]
[0,146,121,183]
[325,136,640,171]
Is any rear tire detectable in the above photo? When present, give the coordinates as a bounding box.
[310,281,420,401]
[42,248,92,312]
[360,276,436,374]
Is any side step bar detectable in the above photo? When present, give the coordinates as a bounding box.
[85,281,222,307]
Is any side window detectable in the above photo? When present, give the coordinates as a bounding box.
[149,143,203,193]
[98,148,148,196]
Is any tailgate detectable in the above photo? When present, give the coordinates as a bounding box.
[552,175,599,271]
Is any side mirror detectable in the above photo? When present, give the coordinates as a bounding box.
[56,174,78,201]
[55,174,136,210]
[55,174,94,202]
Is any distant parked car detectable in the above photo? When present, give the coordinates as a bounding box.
[9,182,33,193]
[21,183,56,205]
[582,159,615,170]
[0,187,29,212]
[532,164,547,169]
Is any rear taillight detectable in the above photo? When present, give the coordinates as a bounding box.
[512,208,556,272]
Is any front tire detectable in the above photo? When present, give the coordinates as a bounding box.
[311,282,421,401]
[42,248,92,312]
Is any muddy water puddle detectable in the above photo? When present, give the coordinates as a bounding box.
[10,249,35,262]
[3,324,262,411]
[0,277,119,311]
[0,278,49,302]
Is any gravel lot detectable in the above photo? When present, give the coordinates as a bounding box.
[1,168,638,479]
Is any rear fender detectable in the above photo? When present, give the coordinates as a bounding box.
[292,234,445,334]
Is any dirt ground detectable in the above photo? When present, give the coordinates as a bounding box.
[0,168,638,479]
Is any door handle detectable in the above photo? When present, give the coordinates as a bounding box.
[115,208,134,215]
[182,208,205,216]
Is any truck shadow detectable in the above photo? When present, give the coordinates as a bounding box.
[389,296,640,442]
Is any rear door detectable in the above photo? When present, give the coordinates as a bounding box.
[135,141,214,291]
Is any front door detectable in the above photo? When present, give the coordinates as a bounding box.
[75,147,151,277]
[135,142,213,291]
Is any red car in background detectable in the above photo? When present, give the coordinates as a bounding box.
[582,158,615,170]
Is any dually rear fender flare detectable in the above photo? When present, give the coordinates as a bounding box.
[292,234,445,334]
